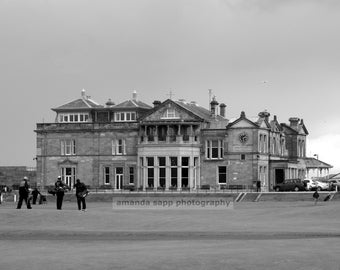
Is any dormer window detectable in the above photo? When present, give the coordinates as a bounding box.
[115,112,136,122]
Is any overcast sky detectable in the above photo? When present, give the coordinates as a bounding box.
[1,0,340,172]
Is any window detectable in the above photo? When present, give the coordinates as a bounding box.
[112,139,126,155]
[181,157,189,188]
[104,167,111,185]
[129,167,134,184]
[240,154,245,160]
[61,139,76,155]
[206,140,224,159]
[259,134,268,153]
[158,157,166,187]
[147,157,154,187]
[115,112,136,122]
[218,166,227,184]
[58,113,90,123]
[162,109,179,119]
[170,157,178,187]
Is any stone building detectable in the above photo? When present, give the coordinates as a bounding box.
[34,90,332,191]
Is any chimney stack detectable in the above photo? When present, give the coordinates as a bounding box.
[153,100,161,108]
[219,103,226,117]
[132,91,138,101]
[289,117,300,129]
[81,89,86,99]
[258,110,270,122]
[210,96,219,116]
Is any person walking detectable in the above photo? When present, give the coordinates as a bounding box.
[31,188,41,205]
[16,176,32,209]
[313,190,320,205]
[74,179,88,211]
[55,176,69,210]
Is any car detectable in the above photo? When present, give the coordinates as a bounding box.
[313,180,330,191]
[273,179,306,192]
[303,179,317,191]
[328,179,340,191]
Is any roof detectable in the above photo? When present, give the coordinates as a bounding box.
[174,100,226,122]
[52,98,103,111]
[304,157,333,169]
[113,99,152,110]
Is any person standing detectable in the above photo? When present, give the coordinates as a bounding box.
[55,176,69,210]
[313,190,320,205]
[74,179,88,211]
[16,176,32,209]
[31,188,41,205]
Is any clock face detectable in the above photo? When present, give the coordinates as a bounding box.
[239,132,248,143]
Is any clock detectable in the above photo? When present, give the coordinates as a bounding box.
[239,132,248,143]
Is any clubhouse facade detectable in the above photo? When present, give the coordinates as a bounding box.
[35,90,332,191]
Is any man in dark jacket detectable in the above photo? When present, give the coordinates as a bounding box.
[31,188,41,205]
[74,179,88,211]
[55,176,69,210]
[16,176,32,209]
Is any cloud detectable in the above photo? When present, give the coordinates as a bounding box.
[308,134,340,173]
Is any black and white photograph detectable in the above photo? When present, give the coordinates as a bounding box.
[1,1,340,269]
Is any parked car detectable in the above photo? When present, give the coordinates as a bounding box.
[303,179,317,191]
[328,179,340,191]
[313,180,330,191]
[273,179,306,192]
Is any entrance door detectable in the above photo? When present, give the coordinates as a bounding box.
[275,169,285,185]
[61,167,76,188]
[115,167,123,190]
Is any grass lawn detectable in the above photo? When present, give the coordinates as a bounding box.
[0,200,340,270]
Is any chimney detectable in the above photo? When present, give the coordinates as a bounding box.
[219,103,226,117]
[240,111,246,118]
[105,99,115,107]
[81,89,86,99]
[210,96,219,116]
[289,117,300,129]
[132,91,138,101]
[153,100,161,108]
[258,110,270,122]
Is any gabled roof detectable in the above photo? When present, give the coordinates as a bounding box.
[281,119,309,135]
[329,173,340,179]
[52,98,103,111]
[304,157,332,169]
[227,111,261,128]
[174,100,225,122]
[114,99,152,110]
[140,99,227,123]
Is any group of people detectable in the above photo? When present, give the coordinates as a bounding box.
[16,176,88,211]
[16,177,44,209]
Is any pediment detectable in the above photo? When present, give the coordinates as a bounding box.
[228,118,258,128]
[141,100,202,122]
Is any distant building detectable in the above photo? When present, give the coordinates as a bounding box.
[0,166,37,188]
[34,90,332,191]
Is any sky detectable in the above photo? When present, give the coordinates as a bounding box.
[1,0,340,172]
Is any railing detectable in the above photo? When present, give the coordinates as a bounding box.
[86,184,257,194]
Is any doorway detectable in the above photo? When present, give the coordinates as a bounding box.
[61,167,76,188]
[275,169,285,185]
[115,167,123,190]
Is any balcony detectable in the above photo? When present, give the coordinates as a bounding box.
[139,135,199,144]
